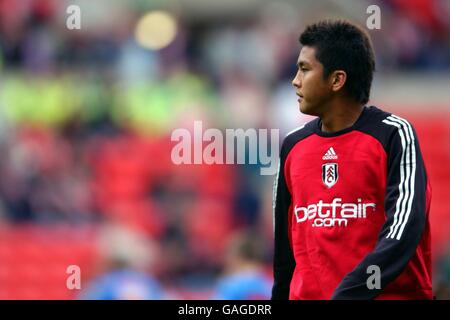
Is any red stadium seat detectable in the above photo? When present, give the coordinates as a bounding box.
[0,225,98,299]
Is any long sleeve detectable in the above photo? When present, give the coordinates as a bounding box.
[271,150,296,300]
[332,116,429,299]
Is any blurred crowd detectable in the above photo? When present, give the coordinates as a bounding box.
[0,0,449,299]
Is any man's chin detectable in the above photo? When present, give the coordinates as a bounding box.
[299,102,312,115]
[299,101,320,117]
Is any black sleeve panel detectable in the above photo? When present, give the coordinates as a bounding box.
[332,114,428,299]
[271,122,316,300]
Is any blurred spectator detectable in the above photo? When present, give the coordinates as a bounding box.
[79,222,167,300]
[212,230,272,300]
[434,250,450,299]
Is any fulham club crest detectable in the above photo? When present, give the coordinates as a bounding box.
[322,163,338,188]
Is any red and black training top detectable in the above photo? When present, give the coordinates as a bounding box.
[272,106,432,300]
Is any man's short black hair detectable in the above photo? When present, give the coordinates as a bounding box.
[299,20,375,105]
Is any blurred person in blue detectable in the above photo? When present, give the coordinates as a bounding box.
[79,222,167,300]
[213,230,272,300]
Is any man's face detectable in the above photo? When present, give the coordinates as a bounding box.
[292,46,332,116]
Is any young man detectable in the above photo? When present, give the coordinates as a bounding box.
[272,20,432,300]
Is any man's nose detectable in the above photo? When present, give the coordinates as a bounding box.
[292,73,301,88]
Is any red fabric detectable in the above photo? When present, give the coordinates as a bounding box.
[284,131,432,300]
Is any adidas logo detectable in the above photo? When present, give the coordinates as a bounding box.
[322,147,338,160]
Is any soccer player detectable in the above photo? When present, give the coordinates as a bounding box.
[272,20,432,300]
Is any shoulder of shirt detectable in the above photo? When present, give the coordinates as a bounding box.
[283,117,317,143]
[357,105,417,151]
[280,118,318,158]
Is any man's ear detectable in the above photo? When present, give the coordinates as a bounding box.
[329,70,347,92]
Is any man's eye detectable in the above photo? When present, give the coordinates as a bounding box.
[301,68,308,72]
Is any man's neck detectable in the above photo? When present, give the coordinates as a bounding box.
[320,101,365,133]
